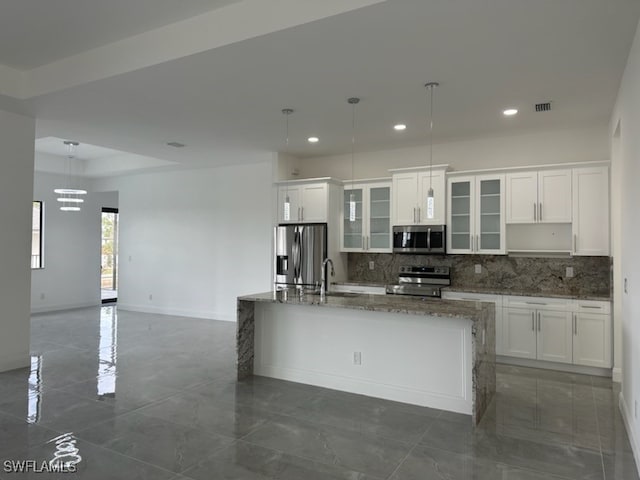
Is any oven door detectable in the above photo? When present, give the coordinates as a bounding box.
[392,225,446,254]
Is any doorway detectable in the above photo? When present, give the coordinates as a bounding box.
[101,208,119,304]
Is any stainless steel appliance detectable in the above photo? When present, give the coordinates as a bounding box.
[274,223,327,290]
[392,225,446,254]
[385,265,451,298]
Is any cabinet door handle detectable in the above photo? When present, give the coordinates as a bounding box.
[574,234,577,253]
[534,203,537,222]
[581,305,602,309]
[476,235,479,252]
[297,207,301,222]
[537,312,541,331]
[526,301,547,305]
[470,235,473,252]
[413,207,416,224]
[531,312,535,331]
[417,207,421,223]
[366,236,369,250]
[574,314,577,335]
[539,203,542,221]
[300,206,304,222]
[427,228,432,250]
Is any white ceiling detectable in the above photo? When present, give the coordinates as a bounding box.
[0,0,241,69]
[5,0,640,175]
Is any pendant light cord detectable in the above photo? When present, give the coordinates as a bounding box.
[428,84,434,191]
[351,102,355,192]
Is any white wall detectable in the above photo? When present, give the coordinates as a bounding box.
[0,109,35,372]
[31,172,109,312]
[610,16,640,474]
[294,126,608,180]
[94,160,275,321]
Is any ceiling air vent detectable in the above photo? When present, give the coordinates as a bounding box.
[535,102,552,112]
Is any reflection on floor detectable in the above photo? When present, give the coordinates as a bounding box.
[100,289,117,302]
[0,306,637,479]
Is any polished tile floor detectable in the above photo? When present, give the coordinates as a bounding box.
[0,306,638,479]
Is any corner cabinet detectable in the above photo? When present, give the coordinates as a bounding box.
[447,174,505,254]
[341,180,392,252]
[390,165,447,225]
[572,166,609,256]
[277,179,338,224]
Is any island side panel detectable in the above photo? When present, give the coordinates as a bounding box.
[471,303,496,424]
[236,299,255,380]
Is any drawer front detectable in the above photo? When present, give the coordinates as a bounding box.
[574,300,611,315]
[441,291,503,307]
[503,295,571,311]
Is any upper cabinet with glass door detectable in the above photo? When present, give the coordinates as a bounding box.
[341,180,392,253]
[447,174,505,254]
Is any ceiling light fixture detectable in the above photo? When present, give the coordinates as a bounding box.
[394,124,407,131]
[348,97,360,223]
[503,108,518,116]
[307,136,319,143]
[425,82,439,220]
[54,141,87,212]
[282,108,294,221]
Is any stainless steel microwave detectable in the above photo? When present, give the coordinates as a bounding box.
[392,225,446,254]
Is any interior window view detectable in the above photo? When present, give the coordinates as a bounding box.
[2,2,640,479]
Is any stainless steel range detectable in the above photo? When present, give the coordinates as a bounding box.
[385,265,451,298]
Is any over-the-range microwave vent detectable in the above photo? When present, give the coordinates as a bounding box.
[535,102,552,112]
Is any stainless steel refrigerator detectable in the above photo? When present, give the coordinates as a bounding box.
[274,223,327,290]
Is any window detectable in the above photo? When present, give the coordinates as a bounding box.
[31,201,43,269]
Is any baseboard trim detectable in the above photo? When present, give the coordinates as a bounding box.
[117,303,235,322]
[612,367,623,383]
[497,355,611,377]
[30,301,99,314]
[619,392,640,478]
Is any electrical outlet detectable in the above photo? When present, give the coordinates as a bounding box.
[128,255,132,262]
[475,264,482,274]
[369,261,375,271]
[40,293,45,300]
[625,278,629,294]
[353,352,362,365]
[566,267,574,278]
[148,294,153,301]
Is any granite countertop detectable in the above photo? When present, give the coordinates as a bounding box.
[442,286,611,302]
[239,290,493,321]
[332,281,610,301]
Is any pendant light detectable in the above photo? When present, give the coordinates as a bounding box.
[348,97,360,223]
[425,82,439,220]
[54,141,87,212]
[281,108,294,221]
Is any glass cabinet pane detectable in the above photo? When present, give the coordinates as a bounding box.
[479,179,501,251]
[450,180,471,250]
[343,188,363,249]
[368,186,390,250]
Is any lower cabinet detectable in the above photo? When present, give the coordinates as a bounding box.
[503,307,572,364]
[503,297,612,369]
[572,310,612,368]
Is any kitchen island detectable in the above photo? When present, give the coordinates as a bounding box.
[237,290,495,424]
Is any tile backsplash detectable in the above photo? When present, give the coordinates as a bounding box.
[348,253,611,298]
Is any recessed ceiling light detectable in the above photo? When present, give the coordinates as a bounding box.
[503,108,518,116]
[308,137,319,143]
[167,141,186,148]
[394,124,407,131]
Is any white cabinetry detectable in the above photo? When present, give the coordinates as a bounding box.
[503,297,573,364]
[572,300,612,368]
[277,180,337,224]
[447,174,505,254]
[341,180,392,252]
[506,169,571,224]
[572,166,609,256]
[390,166,447,225]
[441,291,504,355]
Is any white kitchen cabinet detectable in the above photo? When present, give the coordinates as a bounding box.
[447,174,505,254]
[390,166,447,225]
[277,181,333,223]
[441,291,504,355]
[572,166,609,256]
[503,296,573,364]
[572,300,612,368]
[341,180,392,252]
[506,169,571,224]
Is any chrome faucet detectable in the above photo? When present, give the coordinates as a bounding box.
[320,258,335,299]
